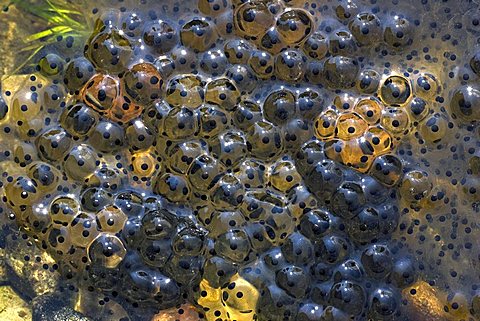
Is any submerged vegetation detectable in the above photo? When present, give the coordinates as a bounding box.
[2,0,91,74]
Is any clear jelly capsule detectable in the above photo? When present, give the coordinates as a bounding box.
[167,140,208,174]
[353,98,382,125]
[88,233,126,269]
[205,78,240,111]
[246,120,284,161]
[335,113,368,140]
[276,9,313,45]
[154,173,191,203]
[379,75,412,106]
[165,74,204,108]
[180,18,216,52]
[211,130,247,168]
[122,62,163,105]
[69,212,99,248]
[81,74,120,113]
[268,158,302,193]
[380,107,411,136]
[234,1,275,38]
[314,108,338,140]
[95,205,127,233]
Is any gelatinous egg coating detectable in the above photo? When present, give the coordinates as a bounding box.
[0,0,479,320]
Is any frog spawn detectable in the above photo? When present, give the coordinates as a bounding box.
[311,73,445,178]
[0,0,478,321]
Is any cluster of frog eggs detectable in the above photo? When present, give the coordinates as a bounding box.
[0,0,470,320]
[314,72,444,173]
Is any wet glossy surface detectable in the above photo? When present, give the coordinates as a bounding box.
[1,0,480,320]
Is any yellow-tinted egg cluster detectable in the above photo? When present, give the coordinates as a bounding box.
[196,274,259,321]
[3,166,128,273]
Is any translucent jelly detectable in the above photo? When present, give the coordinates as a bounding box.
[0,0,480,320]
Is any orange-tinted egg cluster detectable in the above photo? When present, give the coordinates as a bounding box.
[80,62,162,124]
[313,73,442,177]
[314,97,393,173]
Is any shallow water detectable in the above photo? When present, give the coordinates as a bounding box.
[0,0,480,320]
